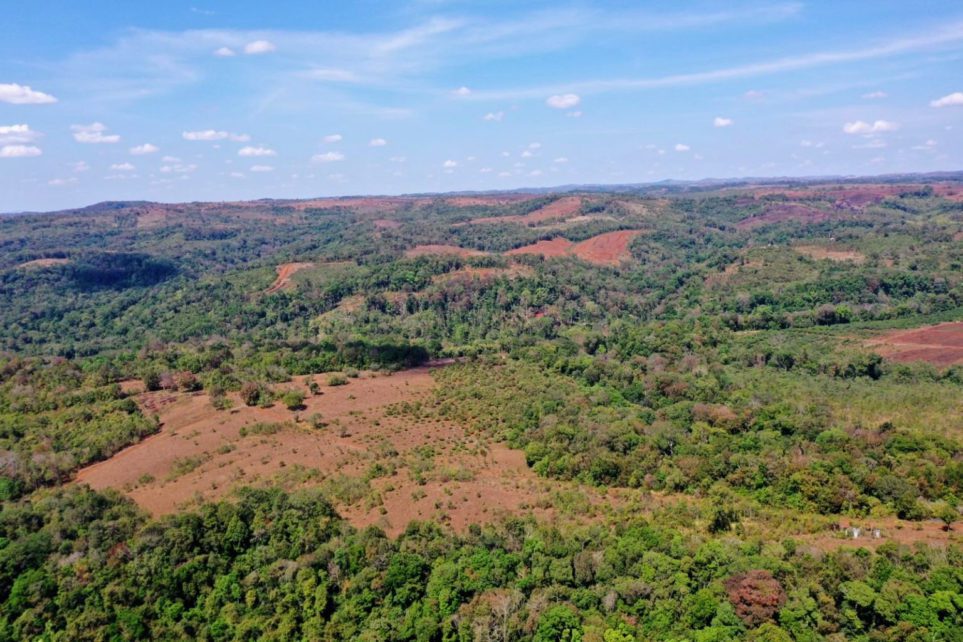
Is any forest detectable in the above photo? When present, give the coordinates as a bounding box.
[0,180,962,640]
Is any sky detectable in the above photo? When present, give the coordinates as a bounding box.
[1,1,962,212]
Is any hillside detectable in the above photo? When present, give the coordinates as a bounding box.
[1,179,962,640]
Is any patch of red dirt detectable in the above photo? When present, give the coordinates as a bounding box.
[866,322,963,367]
[505,237,574,258]
[803,518,961,552]
[266,262,314,293]
[505,230,641,265]
[444,194,535,207]
[74,368,617,536]
[471,196,585,225]
[737,203,834,229]
[405,244,489,258]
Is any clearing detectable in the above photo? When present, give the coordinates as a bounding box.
[794,245,866,263]
[16,258,70,269]
[266,262,315,293]
[506,230,641,266]
[736,203,834,229]
[74,368,615,536]
[405,244,489,258]
[866,322,963,367]
[470,196,585,225]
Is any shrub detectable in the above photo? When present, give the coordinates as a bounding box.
[327,373,348,386]
[281,389,305,411]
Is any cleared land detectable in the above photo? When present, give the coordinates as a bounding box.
[16,258,69,269]
[470,196,585,225]
[74,368,614,536]
[405,244,489,258]
[506,230,642,265]
[736,203,834,229]
[794,245,866,263]
[866,322,963,366]
[265,262,314,293]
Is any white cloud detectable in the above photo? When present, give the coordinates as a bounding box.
[480,167,493,173]
[183,130,250,142]
[250,164,274,172]
[0,124,39,144]
[0,83,57,104]
[842,120,899,134]
[389,155,406,163]
[744,89,765,100]
[453,86,471,96]
[213,46,236,57]
[369,138,387,147]
[312,151,344,163]
[160,163,197,173]
[567,110,583,118]
[48,177,77,186]
[443,159,458,168]
[546,93,580,109]
[529,169,543,177]
[675,143,690,152]
[0,145,42,158]
[800,139,825,148]
[554,157,568,163]
[130,143,159,155]
[862,90,887,99]
[713,116,733,127]
[930,92,963,108]
[483,111,504,122]
[110,162,136,171]
[521,150,534,158]
[71,122,120,144]
[244,40,276,55]
[528,142,542,149]
[229,171,245,178]
[323,133,343,143]
[238,145,276,157]
[162,155,181,162]
[71,161,90,172]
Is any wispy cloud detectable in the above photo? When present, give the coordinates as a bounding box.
[71,122,120,144]
[0,83,57,104]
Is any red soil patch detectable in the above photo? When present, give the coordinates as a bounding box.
[794,245,865,263]
[737,203,834,229]
[74,368,614,536]
[444,194,535,207]
[432,265,534,285]
[373,219,402,229]
[471,196,585,225]
[866,322,963,367]
[16,258,69,269]
[506,230,642,266]
[265,262,314,293]
[505,237,574,258]
[405,244,488,258]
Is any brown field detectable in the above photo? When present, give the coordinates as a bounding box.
[736,203,834,229]
[803,517,960,553]
[866,322,963,367]
[74,368,621,536]
[405,244,489,258]
[794,245,865,263]
[444,194,535,207]
[16,258,70,269]
[506,230,641,265]
[373,218,402,229]
[432,264,534,284]
[265,262,314,293]
[470,196,585,225]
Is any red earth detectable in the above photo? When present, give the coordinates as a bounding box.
[866,322,963,367]
[265,262,314,293]
[506,230,642,266]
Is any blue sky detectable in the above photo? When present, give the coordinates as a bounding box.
[2,0,962,212]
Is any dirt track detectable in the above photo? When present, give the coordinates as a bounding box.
[266,262,314,293]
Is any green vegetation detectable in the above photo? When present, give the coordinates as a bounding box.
[1,184,962,639]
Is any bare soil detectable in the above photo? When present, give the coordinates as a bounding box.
[505,230,641,265]
[471,196,585,225]
[405,244,489,258]
[16,258,70,269]
[736,204,834,229]
[794,245,866,263]
[866,322,963,367]
[266,262,314,293]
[74,368,612,536]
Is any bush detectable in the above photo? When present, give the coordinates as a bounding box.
[327,373,348,386]
[240,382,266,406]
[281,389,306,411]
